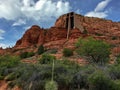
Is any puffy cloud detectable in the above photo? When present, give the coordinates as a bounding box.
[22,0,34,7]
[0,0,70,22]
[0,0,22,20]
[85,0,111,18]
[95,0,111,12]
[85,11,108,18]
[12,19,26,26]
[0,29,5,40]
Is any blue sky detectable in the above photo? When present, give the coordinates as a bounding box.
[0,0,120,48]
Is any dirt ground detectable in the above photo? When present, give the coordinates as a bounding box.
[0,80,7,90]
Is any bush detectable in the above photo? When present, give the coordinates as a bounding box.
[27,52,35,57]
[109,65,120,80]
[0,55,20,67]
[88,71,114,90]
[83,29,88,34]
[44,49,58,54]
[59,59,77,67]
[39,54,56,64]
[95,33,103,36]
[116,54,120,64]
[0,55,79,90]
[76,37,110,65]
[0,75,4,80]
[0,55,20,80]
[5,72,17,81]
[114,80,120,90]
[45,81,58,90]
[20,52,28,59]
[63,48,73,57]
[112,36,117,40]
[71,72,88,89]
[37,45,45,55]
[70,65,95,89]
[20,52,35,59]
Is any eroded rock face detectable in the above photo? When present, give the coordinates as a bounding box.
[55,15,67,28]
[14,12,120,54]
[15,25,41,48]
[14,26,83,50]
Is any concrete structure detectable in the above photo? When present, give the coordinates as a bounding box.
[65,12,84,39]
[65,12,84,31]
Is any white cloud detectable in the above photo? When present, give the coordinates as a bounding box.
[0,29,5,40]
[0,43,8,49]
[0,43,13,49]
[85,0,111,18]
[12,19,26,26]
[0,0,70,49]
[95,0,111,12]
[75,9,82,14]
[0,0,70,22]
[0,0,22,20]
[22,0,34,7]
[85,11,108,18]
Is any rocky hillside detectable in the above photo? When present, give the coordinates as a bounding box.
[1,12,120,55]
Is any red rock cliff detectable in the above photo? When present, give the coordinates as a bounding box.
[14,12,120,53]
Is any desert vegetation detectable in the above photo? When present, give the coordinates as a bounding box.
[20,52,35,59]
[76,37,110,65]
[1,37,120,90]
[37,45,45,55]
[63,48,73,57]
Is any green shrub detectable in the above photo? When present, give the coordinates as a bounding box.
[0,75,4,80]
[8,81,16,88]
[5,72,20,81]
[71,72,88,89]
[63,48,73,57]
[45,49,58,54]
[109,65,120,80]
[45,81,58,90]
[76,37,110,65]
[20,52,28,58]
[0,55,78,90]
[0,55,20,67]
[95,33,103,36]
[5,72,17,81]
[0,55,20,80]
[39,54,56,64]
[70,65,95,89]
[20,52,35,59]
[116,54,120,64]
[83,29,88,34]
[114,80,120,90]
[2,53,120,90]
[49,49,58,54]
[88,71,114,90]
[58,59,80,69]
[38,45,45,55]
[112,36,117,40]
[27,52,35,57]
[11,64,52,90]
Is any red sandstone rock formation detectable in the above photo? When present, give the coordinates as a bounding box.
[15,25,42,48]
[14,12,120,54]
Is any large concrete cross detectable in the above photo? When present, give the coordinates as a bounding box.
[66,12,84,40]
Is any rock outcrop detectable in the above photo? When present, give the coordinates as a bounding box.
[14,26,82,49]
[15,25,41,48]
[14,12,120,54]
